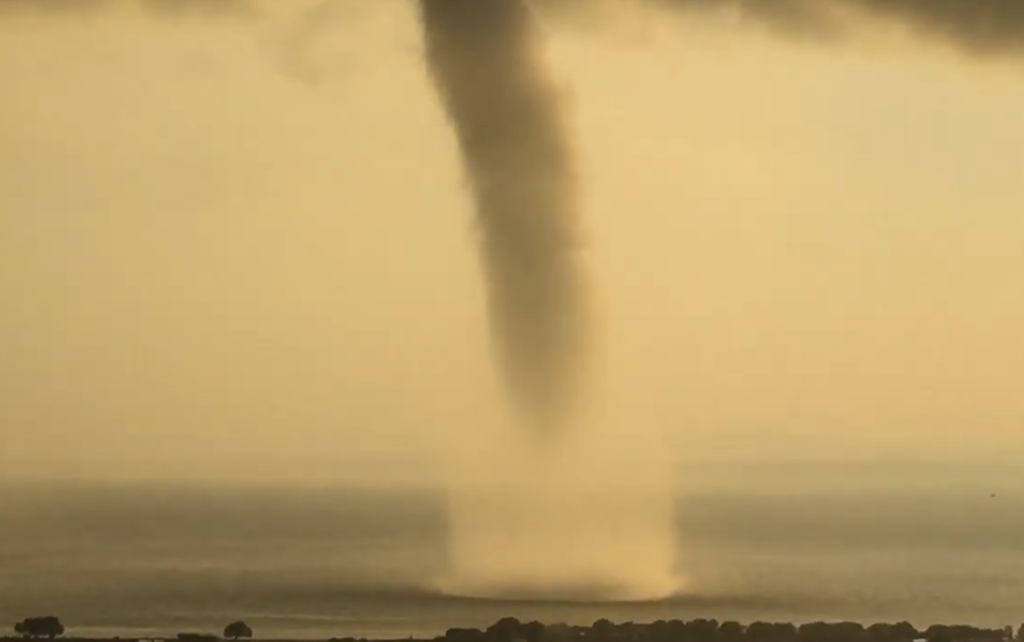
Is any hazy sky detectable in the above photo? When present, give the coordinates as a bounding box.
[2,1,1023,483]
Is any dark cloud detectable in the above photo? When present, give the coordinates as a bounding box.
[651,0,1024,56]
[852,0,1024,55]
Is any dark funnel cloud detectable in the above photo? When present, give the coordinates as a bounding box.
[418,0,586,438]
[650,0,1024,56]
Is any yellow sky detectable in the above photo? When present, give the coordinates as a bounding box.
[1,2,1022,482]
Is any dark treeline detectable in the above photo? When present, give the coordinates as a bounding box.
[438,618,1022,642]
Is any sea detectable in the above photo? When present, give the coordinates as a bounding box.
[2,467,1023,639]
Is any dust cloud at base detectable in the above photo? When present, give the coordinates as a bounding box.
[431,391,681,601]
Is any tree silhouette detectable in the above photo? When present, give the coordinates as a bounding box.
[721,622,746,641]
[591,620,614,642]
[487,618,523,642]
[522,621,545,642]
[13,618,64,639]
[891,623,918,642]
[541,623,576,642]
[746,622,797,642]
[223,622,253,640]
[867,624,894,642]
[923,627,953,642]
[689,619,719,642]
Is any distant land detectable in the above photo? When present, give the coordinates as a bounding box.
[3,616,1022,642]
